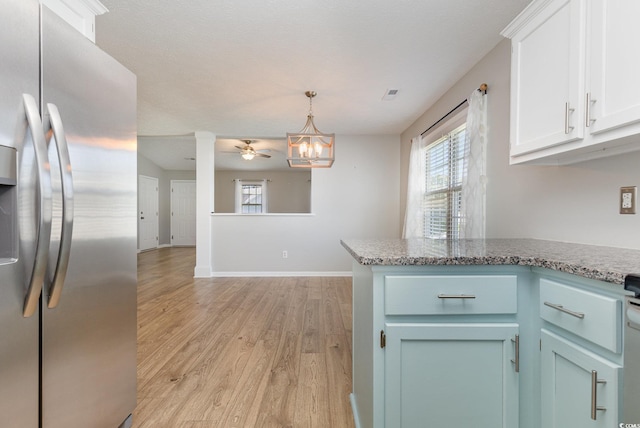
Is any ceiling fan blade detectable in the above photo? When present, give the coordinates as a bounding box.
[234,145,245,150]
[256,149,271,153]
[255,153,271,158]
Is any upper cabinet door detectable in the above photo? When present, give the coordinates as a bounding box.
[505,0,586,158]
[504,0,640,164]
[588,0,640,136]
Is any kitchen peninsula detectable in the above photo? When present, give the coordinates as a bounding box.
[342,238,640,428]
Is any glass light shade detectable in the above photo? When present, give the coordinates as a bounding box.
[241,152,255,160]
[287,114,335,168]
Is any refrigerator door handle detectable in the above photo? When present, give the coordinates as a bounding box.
[22,94,53,318]
[43,103,74,309]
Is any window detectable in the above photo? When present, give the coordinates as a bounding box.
[234,179,268,213]
[404,91,485,240]
[241,184,263,213]
[424,123,467,239]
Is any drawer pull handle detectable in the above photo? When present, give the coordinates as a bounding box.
[437,294,476,299]
[591,370,607,420]
[543,301,585,319]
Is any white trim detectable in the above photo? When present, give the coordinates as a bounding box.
[193,266,212,278]
[212,212,316,217]
[41,0,107,42]
[500,0,555,38]
[137,244,171,253]
[207,271,352,278]
[350,393,362,428]
[422,109,467,145]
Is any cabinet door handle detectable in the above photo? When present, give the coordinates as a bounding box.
[565,102,575,134]
[437,294,476,299]
[591,370,607,420]
[585,93,596,127]
[543,301,585,319]
[510,334,520,373]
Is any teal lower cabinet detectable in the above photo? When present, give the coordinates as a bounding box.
[349,264,627,428]
[541,329,621,428]
[384,323,519,428]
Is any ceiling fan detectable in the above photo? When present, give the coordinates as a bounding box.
[234,140,271,160]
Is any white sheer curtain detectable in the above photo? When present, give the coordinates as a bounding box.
[461,89,488,238]
[402,136,427,238]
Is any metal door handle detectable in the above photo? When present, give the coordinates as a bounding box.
[585,93,596,127]
[511,334,520,373]
[543,301,585,319]
[43,103,74,309]
[21,94,53,318]
[437,294,476,299]
[591,370,607,420]
[564,102,576,134]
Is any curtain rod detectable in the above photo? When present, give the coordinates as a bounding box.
[420,83,487,137]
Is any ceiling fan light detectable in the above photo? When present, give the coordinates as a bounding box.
[242,152,255,160]
[287,91,334,168]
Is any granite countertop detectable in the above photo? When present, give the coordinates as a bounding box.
[340,238,640,285]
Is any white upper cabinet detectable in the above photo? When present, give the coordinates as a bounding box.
[503,0,586,159]
[502,0,640,165]
[588,0,640,136]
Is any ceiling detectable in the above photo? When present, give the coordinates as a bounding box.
[137,135,289,171]
[96,0,530,171]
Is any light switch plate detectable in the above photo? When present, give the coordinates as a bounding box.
[620,186,636,214]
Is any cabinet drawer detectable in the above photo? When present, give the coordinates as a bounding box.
[539,279,621,352]
[384,275,517,315]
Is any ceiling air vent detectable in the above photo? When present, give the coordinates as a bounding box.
[382,89,399,101]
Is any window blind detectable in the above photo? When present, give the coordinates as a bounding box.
[424,123,467,239]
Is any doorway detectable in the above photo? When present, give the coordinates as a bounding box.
[170,180,196,246]
[138,175,158,251]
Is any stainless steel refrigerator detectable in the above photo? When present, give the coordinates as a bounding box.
[0,1,137,427]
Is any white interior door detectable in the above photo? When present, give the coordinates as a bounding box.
[138,175,158,251]
[171,180,196,246]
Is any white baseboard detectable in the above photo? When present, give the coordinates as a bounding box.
[137,244,189,253]
[208,271,352,278]
[193,265,212,278]
[350,393,361,428]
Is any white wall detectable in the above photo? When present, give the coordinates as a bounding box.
[210,134,401,275]
[401,39,640,250]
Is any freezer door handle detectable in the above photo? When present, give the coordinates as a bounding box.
[43,103,74,309]
[22,94,53,318]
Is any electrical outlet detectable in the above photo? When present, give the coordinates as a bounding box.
[282,250,288,259]
[620,186,636,214]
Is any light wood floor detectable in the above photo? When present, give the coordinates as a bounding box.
[133,247,355,428]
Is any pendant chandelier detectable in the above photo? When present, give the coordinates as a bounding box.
[286,91,335,168]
